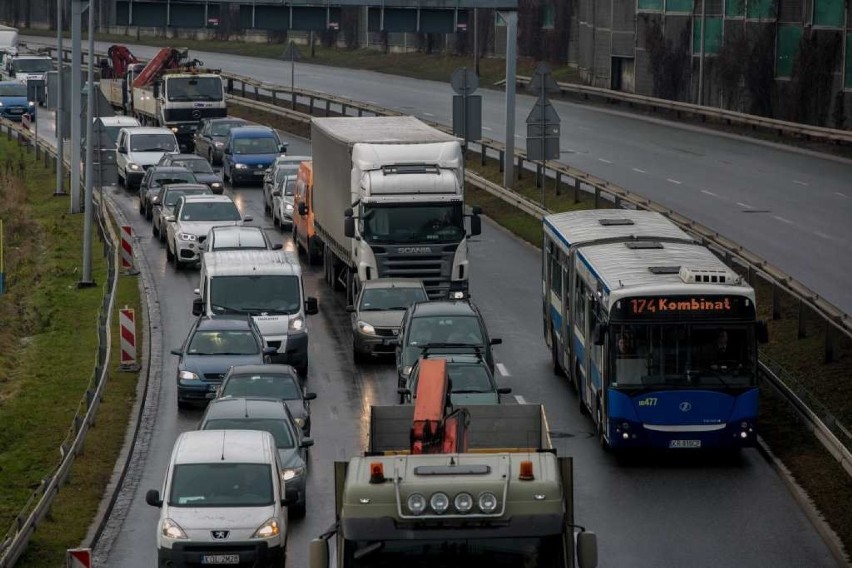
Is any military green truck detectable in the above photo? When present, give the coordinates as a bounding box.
[309,404,598,568]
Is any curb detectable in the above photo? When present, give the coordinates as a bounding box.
[756,436,851,567]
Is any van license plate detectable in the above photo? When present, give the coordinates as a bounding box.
[669,440,701,449]
[202,554,240,564]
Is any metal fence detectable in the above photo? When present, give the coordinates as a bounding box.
[0,119,120,567]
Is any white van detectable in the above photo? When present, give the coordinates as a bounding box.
[194,250,318,377]
[115,126,179,190]
[145,429,289,566]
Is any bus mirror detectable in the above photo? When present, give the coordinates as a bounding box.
[576,531,598,568]
[470,214,481,237]
[756,320,769,344]
[593,324,607,346]
[308,538,329,568]
[344,216,355,238]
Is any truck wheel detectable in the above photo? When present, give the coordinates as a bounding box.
[305,237,314,266]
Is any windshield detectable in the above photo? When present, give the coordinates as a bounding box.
[362,203,465,244]
[180,201,241,222]
[343,536,565,567]
[130,133,177,153]
[210,275,301,315]
[169,463,272,507]
[203,418,295,449]
[163,188,212,206]
[11,59,51,73]
[166,76,223,101]
[233,136,279,155]
[152,172,197,186]
[610,324,757,389]
[212,121,245,136]
[187,330,259,355]
[404,315,485,366]
[274,166,298,185]
[221,374,301,400]
[174,158,214,174]
[360,287,427,311]
[0,84,26,97]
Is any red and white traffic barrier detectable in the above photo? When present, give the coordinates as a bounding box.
[119,307,137,370]
[66,548,91,568]
[120,225,134,270]
[21,113,30,131]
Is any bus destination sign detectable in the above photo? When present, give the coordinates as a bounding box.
[612,295,755,320]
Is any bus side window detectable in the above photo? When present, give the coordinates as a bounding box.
[574,275,587,337]
[590,309,604,377]
[550,254,562,299]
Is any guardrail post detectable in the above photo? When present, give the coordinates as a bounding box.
[824,324,834,364]
[325,99,331,116]
[535,163,542,188]
[342,103,348,116]
[573,179,579,204]
[226,78,234,94]
[772,283,782,320]
[798,299,807,339]
[253,86,259,100]
[555,171,562,195]
[309,96,315,114]
[358,107,364,117]
[516,156,523,180]
[594,187,601,208]
[614,195,622,208]
[498,150,504,173]
[271,91,277,105]
[241,82,246,98]
[480,144,487,166]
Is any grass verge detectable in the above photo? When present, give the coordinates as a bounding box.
[0,136,142,566]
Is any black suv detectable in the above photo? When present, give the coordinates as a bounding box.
[392,300,501,388]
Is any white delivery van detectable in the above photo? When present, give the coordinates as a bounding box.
[194,250,318,377]
[115,126,179,190]
[145,429,289,566]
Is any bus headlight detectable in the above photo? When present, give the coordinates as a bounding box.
[453,492,474,513]
[478,492,498,513]
[429,492,449,514]
[407,493,427,515]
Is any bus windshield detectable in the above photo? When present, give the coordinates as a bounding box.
[343,536,565,567]
[610,324,756,389]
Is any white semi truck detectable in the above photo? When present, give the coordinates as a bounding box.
[310,116,482,302]
[0,25,18,63]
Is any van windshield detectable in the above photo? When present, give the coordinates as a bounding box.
[169,463,273,507]
[210,275,301,315]
[130,134,177,153]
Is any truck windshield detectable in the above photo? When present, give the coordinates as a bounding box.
[344,536,565,567]
[610,323,756,389]
[169,463,273,507]
[166,76,223,102]
[210,275,301,315]
[0,83,26,96]
[11,59,51,73]
[362,203,464,244]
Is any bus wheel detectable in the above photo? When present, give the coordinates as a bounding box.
[596,403,610,451]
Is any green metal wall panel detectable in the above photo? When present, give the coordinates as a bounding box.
[638,0,664,11]
[170,4,207,28]
[253,6,291,30]
[746,0,774,19]
[116,2,130,25]
[133,3,168,27]
[813,0,844,27]
[291,7,334,30]
[693,16,723,54]
[725,0,745,18]
[666,0,694,13]
[368,8,417,32]
[776,24,803,77]
[420,9,455,33]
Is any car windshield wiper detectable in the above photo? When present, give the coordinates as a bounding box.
[210,303,256,314]
[452,389,490,394]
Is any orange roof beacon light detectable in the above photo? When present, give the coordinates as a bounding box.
[369,462,386,484]
[519,460,535,481]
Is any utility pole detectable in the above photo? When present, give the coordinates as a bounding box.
[698,0,706,106]
[473,8,479,76]
[500,11,517,189]
[80,0,95,287]
[54,0,66,196]
[70,0,83,213]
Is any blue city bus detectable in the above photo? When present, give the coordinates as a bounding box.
[542,210,768,450]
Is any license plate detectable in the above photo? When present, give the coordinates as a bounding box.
[202,554,240,564]
[669,439,701,449]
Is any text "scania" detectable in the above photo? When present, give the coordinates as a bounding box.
[397,247,433,254]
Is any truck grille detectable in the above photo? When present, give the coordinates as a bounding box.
[372,244,457,300]
[163,107,228,122]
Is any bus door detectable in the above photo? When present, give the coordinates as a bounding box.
[572,269,592,411]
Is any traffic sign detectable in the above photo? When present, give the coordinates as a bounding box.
[527,62,560,94]
[525,62,561,162]
[453,95,482,141]
[451,67,479,96]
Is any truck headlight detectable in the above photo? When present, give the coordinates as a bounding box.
[282,466,304,481]
[162,518,188,540]
[288,317,304,332]
[407,493,427,515]
[234,163,248,169]
[478,492,498,513]
[454,492,474,513]
[178,370,199,381]
[357,321,376,335]
[252,518,280,539]
[128,163,141,171]
[178,232,197,242]
[429,492,450,514]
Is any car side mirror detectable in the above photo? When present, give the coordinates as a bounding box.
[243,215,253,223]
[490,338,503,346]
[170,348,182,356]
[305,297,319,315]
[263,346,279,355]
[117,146,126,154]
[272,243,283,250]
[344,217,355,239]
[298,202,307,216]
[576,531,598,568]
[497,387,512,395]
[165,214,176,223]
[192,297,203,316]
[304,392,317,401]
[300,438,315,448]
[279,143,288,153]
[145,489,163,508]
[593,323,607,346]
[224,147,232,155]
[470,214,482,237]
[345,305,356,313]
[756,320,769,344]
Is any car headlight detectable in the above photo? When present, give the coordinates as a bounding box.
[288,317,305,332]
[128,163,141,171]
[252,518,280,539]
[478,491,498,513]
[210,182,222,188]
[429,492,450,514]
[450,290,465,300]
[170,127,178,133]
[234,163,248,169]
[407,493,427,515]
[178,232,197,242]
[282,466,305,481]
[285,203,293,211]
[28,101,35,107]
[294,417,306,428]
[214,141,224,147]
[0,102,4,107]
[151,195,160,203]
[162,518,188,540]
[178,370,199,381]
[357,321,376,335]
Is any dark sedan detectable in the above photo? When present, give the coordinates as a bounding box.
[216,364,316,435]
[170,316,277,408]
[138,166,198,220]
[193,117,249,165]
[157,153,225,193]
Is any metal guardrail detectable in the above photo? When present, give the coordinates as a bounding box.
[500,75,852,146]
[0,119,120,567]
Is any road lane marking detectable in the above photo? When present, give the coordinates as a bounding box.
[793,180,809,186]
[774,216,794,225]
[835,192,849,198]
[667,178,682,184]
[814,231,833,240]
[737,202,753,209]
[423,112,434,117]
[496,363,510,376]
[701,189,718,197]
[598,158,612,164]
[514,395,527,405]
[632,168,646,173]
[482,126,493,131]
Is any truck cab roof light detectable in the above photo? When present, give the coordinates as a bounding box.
[369,462,385,484]
[519,460,535,481]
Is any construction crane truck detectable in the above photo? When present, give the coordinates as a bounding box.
[309,358,598,568]
[98,45,226,151]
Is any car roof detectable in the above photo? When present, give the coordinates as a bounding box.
[150,166,193,173]
[162,183,210,192]
[166,153,205,161]
[227,364,299,377]
[180,194,235,203]
[122,127,175,135]
[174,429,275,464]
[229,125,277,137]
[204,397,292,420]
[209,226,268,248]
[410,300,479,317]
[97,116,140,126]
[195,315,256,331]
[363,278,425,290]
[205,117,248,124]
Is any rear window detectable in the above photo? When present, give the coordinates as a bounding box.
[211,230,268,251]
[203,418,295,449]
[169,463,273,507]
[163,187,212,206]
[221,374,301,400]
[181,201,241,222]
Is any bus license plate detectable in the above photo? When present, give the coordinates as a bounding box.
[669,440,701,449]
[202,554,240,564]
